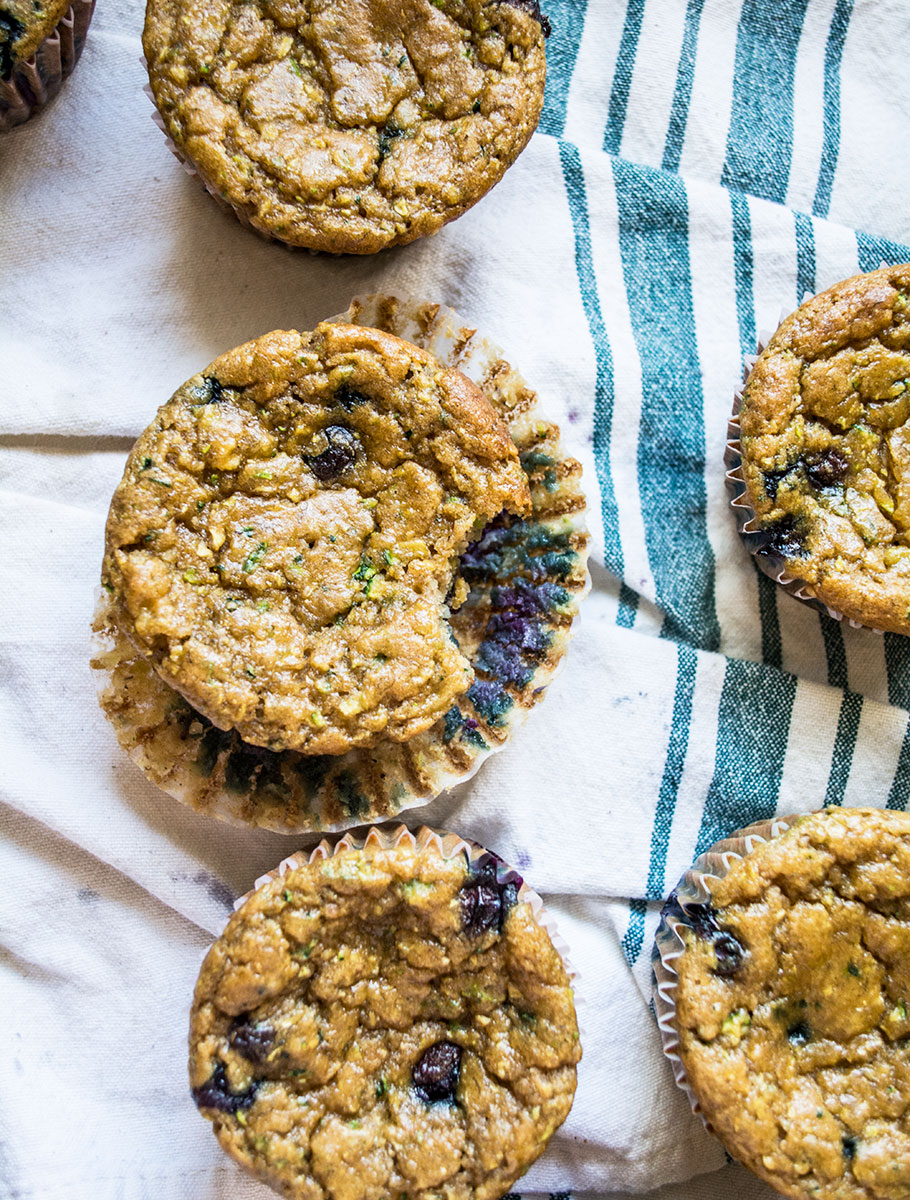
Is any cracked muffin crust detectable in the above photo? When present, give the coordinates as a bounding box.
[669,808,910,1200]
[739,264,910,632]
[102,321,530,755]
[189,830,580,1200]
[142,0,549,253]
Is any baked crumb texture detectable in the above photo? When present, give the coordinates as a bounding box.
[189,837,580,1200]
[92,300,588,833]
[740,264,910,632]
[143,0,548,252]
[674,808,910,1200]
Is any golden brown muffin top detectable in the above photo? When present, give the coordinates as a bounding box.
[142,0,548,253]
[102,322,530,755]
[673,807,910,1200]
[189,836,580,1200]
[740,264,910,632]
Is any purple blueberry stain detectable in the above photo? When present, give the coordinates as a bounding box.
[412,1041,462,1103]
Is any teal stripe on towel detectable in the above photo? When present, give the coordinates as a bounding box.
[539,0,590,138]
[622,643,698,964]
[813,0,855,218]
[559,141,626,590]
[731,190,782,669]
[721,0,809,202]
[612,158,719,650]
[887,715,910,810]
[695,658,797,854]
[661,0,707,173]
[603,0,646,155]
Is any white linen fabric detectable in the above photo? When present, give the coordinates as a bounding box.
[2,0,910,1197]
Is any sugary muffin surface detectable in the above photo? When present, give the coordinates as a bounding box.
[102,321,529,755]
[0,0,72,75]
[189,839,580,1200]
[673,807,910,1200]
[740,264,910,631]
[142,0,548,253]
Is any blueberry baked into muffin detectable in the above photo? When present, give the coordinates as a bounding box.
[734,264,910,632]
[658,808,910,1200]
[0,0,94,130]
[189,830,581,1199]
[142,0,550,252]
[102,321,530,756]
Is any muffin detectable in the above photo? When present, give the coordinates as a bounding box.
[102,321,529,756]
[0,0,94,131]
[654,807,910,1200]
[92,296,589,832]
[189,825,581,1200]
[730,264,910,632]
[142,0,549,253]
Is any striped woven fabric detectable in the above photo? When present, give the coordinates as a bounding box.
[534,1,910,1192]
[3,0,910,1198]
[540,0,910,972]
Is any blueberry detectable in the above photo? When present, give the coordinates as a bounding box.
[334,384,370,411]
[191,1063,258,1114]
[229,1018,275,1064]
[758,514,806,560]
[660,894,747,977]
[501,0,551,36]
[460,883,502,934]
[202,375,226,403]
[804,449,849,490]
[459,854,521,935]
[307,426,358,481]
[842,1134,858,1160]
[762,464,796,501]
[378,124,403,161]
[787,1020,811,1046]
[412,1041,462,1103]
[0,10,25,79]
[713,931,746,976]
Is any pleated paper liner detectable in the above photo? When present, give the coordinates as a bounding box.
[650,813,803,1128]
[0,0,94,132]
[91,296,590,833]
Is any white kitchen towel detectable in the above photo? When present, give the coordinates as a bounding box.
[2,0,910,1197]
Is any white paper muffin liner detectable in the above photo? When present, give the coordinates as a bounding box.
[0,0,94,132]
[651,813,804,1127]
[725,300,891,634]
[91,295,590,833]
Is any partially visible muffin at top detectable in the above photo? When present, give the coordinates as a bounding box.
[102,321,530,755]
[142,0,549,252]
[739,264,910,632]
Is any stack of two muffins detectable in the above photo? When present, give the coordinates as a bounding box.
[92,297,589,1200]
